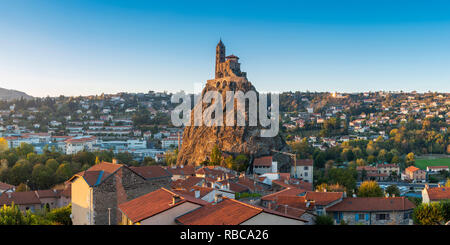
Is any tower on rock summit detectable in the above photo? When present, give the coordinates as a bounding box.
[176,41,289,168]
[214,40,247,79]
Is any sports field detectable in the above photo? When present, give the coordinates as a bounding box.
[415,156,450,170]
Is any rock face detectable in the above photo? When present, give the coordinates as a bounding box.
[177,41,289,170]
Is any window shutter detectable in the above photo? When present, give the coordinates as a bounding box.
[365,214,369,221]
[355,214,359,221]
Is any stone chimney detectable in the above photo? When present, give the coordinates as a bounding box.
[172,195,182,205]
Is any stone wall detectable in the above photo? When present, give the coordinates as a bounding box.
[334,211,413,225]
[93,167,171,225]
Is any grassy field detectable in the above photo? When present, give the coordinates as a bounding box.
[415,155,450,170]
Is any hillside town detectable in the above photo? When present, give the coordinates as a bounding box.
[0,42,448,226]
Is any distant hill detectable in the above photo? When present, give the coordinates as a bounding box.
[0,87,34,101]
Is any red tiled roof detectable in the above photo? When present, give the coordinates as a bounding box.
[273,205,308,218]
[261,188,306,202]
[0,191,41,205]
[237,177,262,192]
[0,182,15,191]
[293,159,313,166]
[170,176,204,190]
[271,179,313,191]
[70,162,124,186]
[304,191,343,206]
[166,165,195,176]
[326,197,415,212]
[65,136,96,143]
[273,195,314,211]
[119,188,188,223]
[426,187,450,201]
[405,166,420,172]
[130,166,172,179]
[253,156,273,167]
[175,197,262,225]
[35,190,59,198]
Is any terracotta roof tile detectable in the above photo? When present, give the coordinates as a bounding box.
[253,156,273,167]
[293,159,313,166]
[426,187,450,201]
[0,191,41,205]
[175,197,262,225]
[0,182,15,191]
[326,197,415,212]
[166,165,195,176]
[119,188,188,223]
[130,166,172,179]
[304,191,343,206]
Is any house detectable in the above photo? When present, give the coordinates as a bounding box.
[166,165,196,180]
[0,181,16,193]
[69,162,170,225]
[303,191,344,215]
[170,176,205,190]
[357,166,378,180]
[422,185,450,203]
[0,191,41,212]
[376,163,400,177]
[426,166,449,173]
[253,156,277,175]
[404,166,426,182]
[326,197,415,225]
[175,197,307,225]
[260,188,307,209]
[65,136,96,155]
[290,159,313,183]
[118,188,208,225]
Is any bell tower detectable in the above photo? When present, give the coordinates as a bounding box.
[215,39,225,79]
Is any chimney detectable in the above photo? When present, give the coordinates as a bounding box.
[7,192,11,198]
[112,158,119,164]
[284,204,288,215]
[343,191,347,198]
[194,190,200,199]
[172,195,182,205]
[214,193,223,203]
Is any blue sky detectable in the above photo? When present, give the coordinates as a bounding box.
[1,0,450,97]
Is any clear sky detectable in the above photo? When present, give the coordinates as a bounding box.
[1,0,450,97]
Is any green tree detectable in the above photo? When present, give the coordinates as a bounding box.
[55,163,72,183]
[358,181,384,197]
[45,159,59,173]
[385,185,400,197]
[314,215,334,225]
[210,144,222,166]
[234,154,249,172]
[46,204,72,225]
[31,164,54,190]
